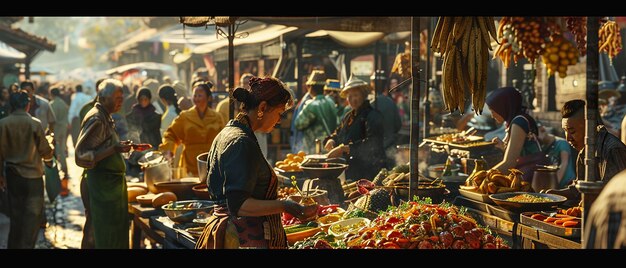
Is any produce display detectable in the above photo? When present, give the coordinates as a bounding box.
[431,17,497,115]
[292,199,510,249]
[277,187,298,200]
[599,20,622,64]
[529,213,580,228]
[541,34,580,78]
[463,168,532,194]
[565,17,587,56]
[275,151,307,172]
[559,206,583,218]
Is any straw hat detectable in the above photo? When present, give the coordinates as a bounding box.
[306,70,327,86]
[340,73,370,98]
[324,79,341,92]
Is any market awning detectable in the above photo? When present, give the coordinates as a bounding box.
[244,17,424,33]
[304,30,410,48]
[0,39,26,62]
[105,61,175,76]
[111,28,159,54]
[0,22,56,57]
[146,24,217,44]
[193,24,298,54]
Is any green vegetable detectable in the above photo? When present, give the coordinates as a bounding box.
[284,226,315,234]
[306,221,318,227]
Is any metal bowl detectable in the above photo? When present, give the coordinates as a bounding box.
[489,192,567,213]
[300,163,348,180]
[162,200,216,223]
[154,181,201,200]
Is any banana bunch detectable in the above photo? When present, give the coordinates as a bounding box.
[464,168,531,194]
[541,34,579,78]
[431,17,497,115]
[565,17,587,56]
[599,20,622,64]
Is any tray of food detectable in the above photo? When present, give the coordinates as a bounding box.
[451,141,497,149]
[489,192,567,213]
[520,211,581,238]
[458,187,496,204]
[423,133,484,146]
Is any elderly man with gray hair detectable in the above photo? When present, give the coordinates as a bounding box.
[75,78,132,249]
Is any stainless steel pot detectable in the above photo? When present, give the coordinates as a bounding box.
[143,161,172,194]
[197,152,209,184]
[532,167,558,193]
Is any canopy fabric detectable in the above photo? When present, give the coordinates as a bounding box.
[0,39,25,61]
[304,30,410,48]
[105,62,174,75]
[111,28,158,54]
[147,24,217,44]
[193,24,298,54]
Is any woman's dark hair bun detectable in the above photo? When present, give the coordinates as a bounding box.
[232,87,250,103]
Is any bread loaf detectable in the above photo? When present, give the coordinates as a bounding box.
[127,187,148,203]
[152,192,177,208]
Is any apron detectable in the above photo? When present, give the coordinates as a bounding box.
[195,166,287,249]
[85,136,129,249]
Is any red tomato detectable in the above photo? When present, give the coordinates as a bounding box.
[451,239,466,249]
[482,242,496,249]
[385,216,402,225]
[361,239,377,248]
[439,231,454,248]
[418,240,433,249]
[386,230,403,239]
[383,242,401,249]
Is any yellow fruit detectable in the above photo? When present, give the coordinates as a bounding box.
[293,156,303,163]
[276,161,285,167]
[549,53,559,63]
[297,151,306,157]
[558,51,567,58]
[558,65,568,73]
[286,153,295,160]
[558,72,567,78]
[560,59,570,66]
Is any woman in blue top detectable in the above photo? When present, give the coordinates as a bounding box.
[536,121,577,188]
[486,87,545,181]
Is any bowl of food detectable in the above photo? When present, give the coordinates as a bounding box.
[328,217,370,238]
[162,200,216,223]
[489,192,567,213]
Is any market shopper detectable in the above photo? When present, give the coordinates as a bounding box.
[49,87,71,195]
[158,85,181,136]
[323,79,349,125]
[546,99,626,201]
[159,81,224,177]
[324,74,385,182]
[370,70,402,168]
[486,87,545,181]
[583,169,626,249]
[68,84,92,146]
[125,88,162,177]
[74,79,131,249]
[21,80,56,134]
[294,70,338,154]
[0,91,54,248]
[0,87,10,119]
[196,76,316,249]
[536,120,576,189]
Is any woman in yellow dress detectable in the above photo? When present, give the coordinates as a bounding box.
[159,81,224,177]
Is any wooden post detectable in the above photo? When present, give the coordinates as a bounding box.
[228,23,236,120]
[576,16,604,247]
[409,16,421,200]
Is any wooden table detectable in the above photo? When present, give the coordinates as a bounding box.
[516,223,581,249]
[128,203,165,249]
[149,216,197,249]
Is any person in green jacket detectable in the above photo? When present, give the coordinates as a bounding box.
[294,71,338,154]
[75,79,131,249]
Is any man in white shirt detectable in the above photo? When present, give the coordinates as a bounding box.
[68,84,92,146]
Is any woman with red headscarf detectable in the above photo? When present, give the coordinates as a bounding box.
[486,87,547,181]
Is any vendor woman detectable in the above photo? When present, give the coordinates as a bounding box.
[486,87,544,181]
[324,74,385,182]
[196,77,317,249]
